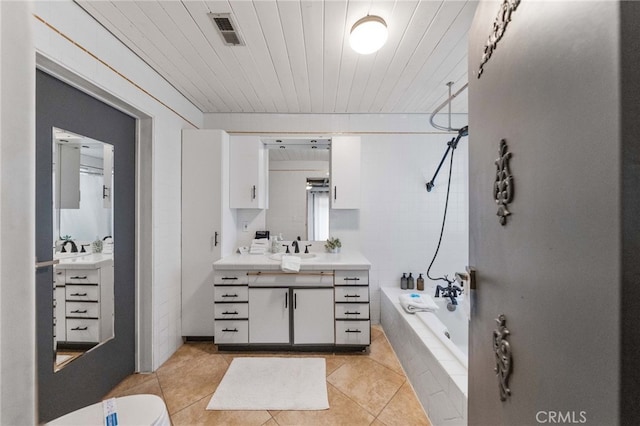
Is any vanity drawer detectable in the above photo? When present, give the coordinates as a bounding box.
[214,286,249,302]
[66,285,99,302]
[335,286,369,302]
[248,271,333,287]
[214,320,248,344]
[335,320,370,345]
[66,318,100,342]
[335,303,370,320]
[65,269,100,285]
[214,303,249,319]
[214,270,248,285]
[66,301,99,318]
[334,270,369,286]
[54,268,66,287]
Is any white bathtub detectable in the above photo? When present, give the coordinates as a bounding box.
[381,287,468,425]
[415,295,469,368]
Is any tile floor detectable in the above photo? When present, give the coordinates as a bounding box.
[105,325,431,425]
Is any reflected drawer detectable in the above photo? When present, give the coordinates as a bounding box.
[66,318,100,342]
[66,301,99,318]
[214,286,248,302]
[65,269,100,284]
[335,320,370,345]
[66,285,99,302]
[335,303,370,320]
[214,270,249,285]
[334,270,369,285]
[214,303,249,319]
[334,286,369,302]
[214,320,248,344]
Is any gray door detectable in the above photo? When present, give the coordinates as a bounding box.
[467,1,623,425]
[36,70,136,422]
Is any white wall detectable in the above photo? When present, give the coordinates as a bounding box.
[0,2,36,424]
[205,113,469,323]
[33,0,203,374]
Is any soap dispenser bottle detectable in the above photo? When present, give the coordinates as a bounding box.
[400,273,408,290]
[407,272,415,290]
[417,273,425,291]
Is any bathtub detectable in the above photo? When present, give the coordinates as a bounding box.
[381,287,468,426]
[415,295,469,368]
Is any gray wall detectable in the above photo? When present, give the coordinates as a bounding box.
[469,1,626,424]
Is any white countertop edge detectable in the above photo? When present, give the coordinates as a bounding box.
[55,253,114,269]
[213,251,371,271]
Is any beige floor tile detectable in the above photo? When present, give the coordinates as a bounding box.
[376,382,431,426]
[261,418,279,426]
[371,325,385,342]
[327,357,405,416]
[171,395,272,426]
[273,384,375,426]
[370,420,388,426]
[157,354,229,414]
[103,375,163,400]
[367,337,406,377]
[103,372,157,397]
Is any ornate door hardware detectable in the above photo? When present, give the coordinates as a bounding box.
[494,139,514,225]
[493,314,512,401]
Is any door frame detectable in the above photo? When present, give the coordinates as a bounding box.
[36,53,153,373]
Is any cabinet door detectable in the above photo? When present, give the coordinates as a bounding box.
[330,136,361,209]
[229,135,268,209]
[249,288,289,343]
[293,288,334,344]
[182,129,228,336]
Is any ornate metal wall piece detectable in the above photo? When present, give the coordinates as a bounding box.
[494,139,514,225]
[493,314,512,401]
[478,0,521,78]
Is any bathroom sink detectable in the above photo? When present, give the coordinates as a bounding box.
[269,253,317,261]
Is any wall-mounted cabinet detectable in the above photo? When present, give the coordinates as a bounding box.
[330,136,361,209]
[182,129,237,336]
[229,135,269,209]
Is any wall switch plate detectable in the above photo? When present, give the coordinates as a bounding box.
[242,221,249,232]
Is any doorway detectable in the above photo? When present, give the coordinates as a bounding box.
[36,70,136,422]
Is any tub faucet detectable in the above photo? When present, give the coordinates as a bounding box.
[61,240,78,253]
[435,282,462,306]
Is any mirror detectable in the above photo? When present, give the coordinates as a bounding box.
[264,138,330,241]
[52,127,115,371]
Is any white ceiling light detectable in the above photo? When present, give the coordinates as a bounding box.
[349,15,388,55]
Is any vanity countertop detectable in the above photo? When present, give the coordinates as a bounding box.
[55,253,114,269]
[214,250,371,271]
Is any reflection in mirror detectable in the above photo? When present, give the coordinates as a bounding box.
[264,138,330,241]
[52,128,115,371]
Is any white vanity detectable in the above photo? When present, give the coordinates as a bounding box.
[53,254,114,348]
[213,251,371,350]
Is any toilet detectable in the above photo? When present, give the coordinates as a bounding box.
[46,394,170,426]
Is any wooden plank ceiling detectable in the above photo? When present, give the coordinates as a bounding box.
[76,0,476,114]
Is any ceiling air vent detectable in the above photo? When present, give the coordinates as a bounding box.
[208,13,244,46]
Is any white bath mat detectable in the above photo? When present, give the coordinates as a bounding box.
[207,357,329,411]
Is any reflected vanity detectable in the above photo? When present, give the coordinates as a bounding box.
[52,128,115,371]
[264,137,331,241]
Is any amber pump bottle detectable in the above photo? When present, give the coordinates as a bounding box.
[417,273,425,291]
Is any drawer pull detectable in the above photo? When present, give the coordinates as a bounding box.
[345,329,362,333]
[343,277,361,281]
[344,294,361,298]
[222,311,239,315]
[71,326,88,331]
[70,276,88,280]
[71,309,88,314]
[222,328,238,333]
[70,292,88,297]
[222,277,238,280]
[221,294,238,298]
[344,311,361,315]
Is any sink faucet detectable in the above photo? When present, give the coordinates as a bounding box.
[304,244,312,254]
[291,240,300,253]
[61,240,78,253]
